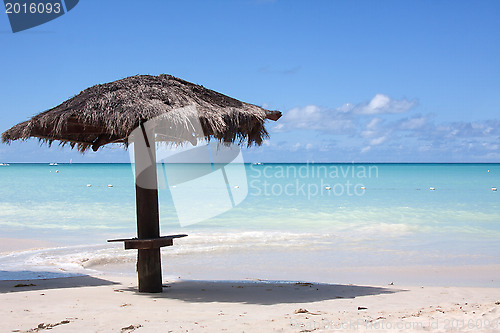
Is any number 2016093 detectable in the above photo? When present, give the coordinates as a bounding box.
[5,2,62,14]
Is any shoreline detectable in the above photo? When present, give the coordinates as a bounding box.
[0,238,499,288]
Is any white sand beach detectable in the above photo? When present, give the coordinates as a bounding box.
[0,239,499,332]
[0,273,499,332]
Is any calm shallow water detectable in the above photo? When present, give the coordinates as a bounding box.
[0,163,499,283]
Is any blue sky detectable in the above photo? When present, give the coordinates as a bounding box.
[1,0,499,163]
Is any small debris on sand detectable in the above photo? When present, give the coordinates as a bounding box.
[121,324,142,332]
[358,307,368,310]
[26,320,70,332]
[294,308,321,315]
[14,283,36,288]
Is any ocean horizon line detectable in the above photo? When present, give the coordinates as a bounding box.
[1,162,500,165]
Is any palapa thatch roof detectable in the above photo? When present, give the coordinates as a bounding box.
[2,74,281,152]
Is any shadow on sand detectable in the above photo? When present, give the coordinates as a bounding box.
[123,280,405,305]
[0,273,405,305]
[0,272,118,293]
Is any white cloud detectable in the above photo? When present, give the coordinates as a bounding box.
[366,117,382,129]
[274,94,417,134]
[370,136,388,145]
[365,94,391,112]
[418,144,432,152]
[361,130,375,138]
[399,116,427,130]
[354,94,417,115]
[337,103,354,113]
[275,104,355,134]
[273,123,284,131]
[361,117,384,138]
[262,93,500,162]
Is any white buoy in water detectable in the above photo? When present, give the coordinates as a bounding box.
[360,186,366,190]
[325,186,331,190]
[108,184,113,187]
[429,187,436,191]
[234,185,239,189]
[493,187,497,191]
[87,184,92,187]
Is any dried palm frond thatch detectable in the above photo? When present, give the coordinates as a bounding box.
[2,74,281,152]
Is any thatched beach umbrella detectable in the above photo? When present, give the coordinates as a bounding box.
[2,74,281,292]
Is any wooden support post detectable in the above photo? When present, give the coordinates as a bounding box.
[134,124,162,293]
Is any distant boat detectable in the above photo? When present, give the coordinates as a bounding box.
[49,163,58,166]
[0,163,9,166]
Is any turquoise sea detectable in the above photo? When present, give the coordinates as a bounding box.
[0,163,499,285]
